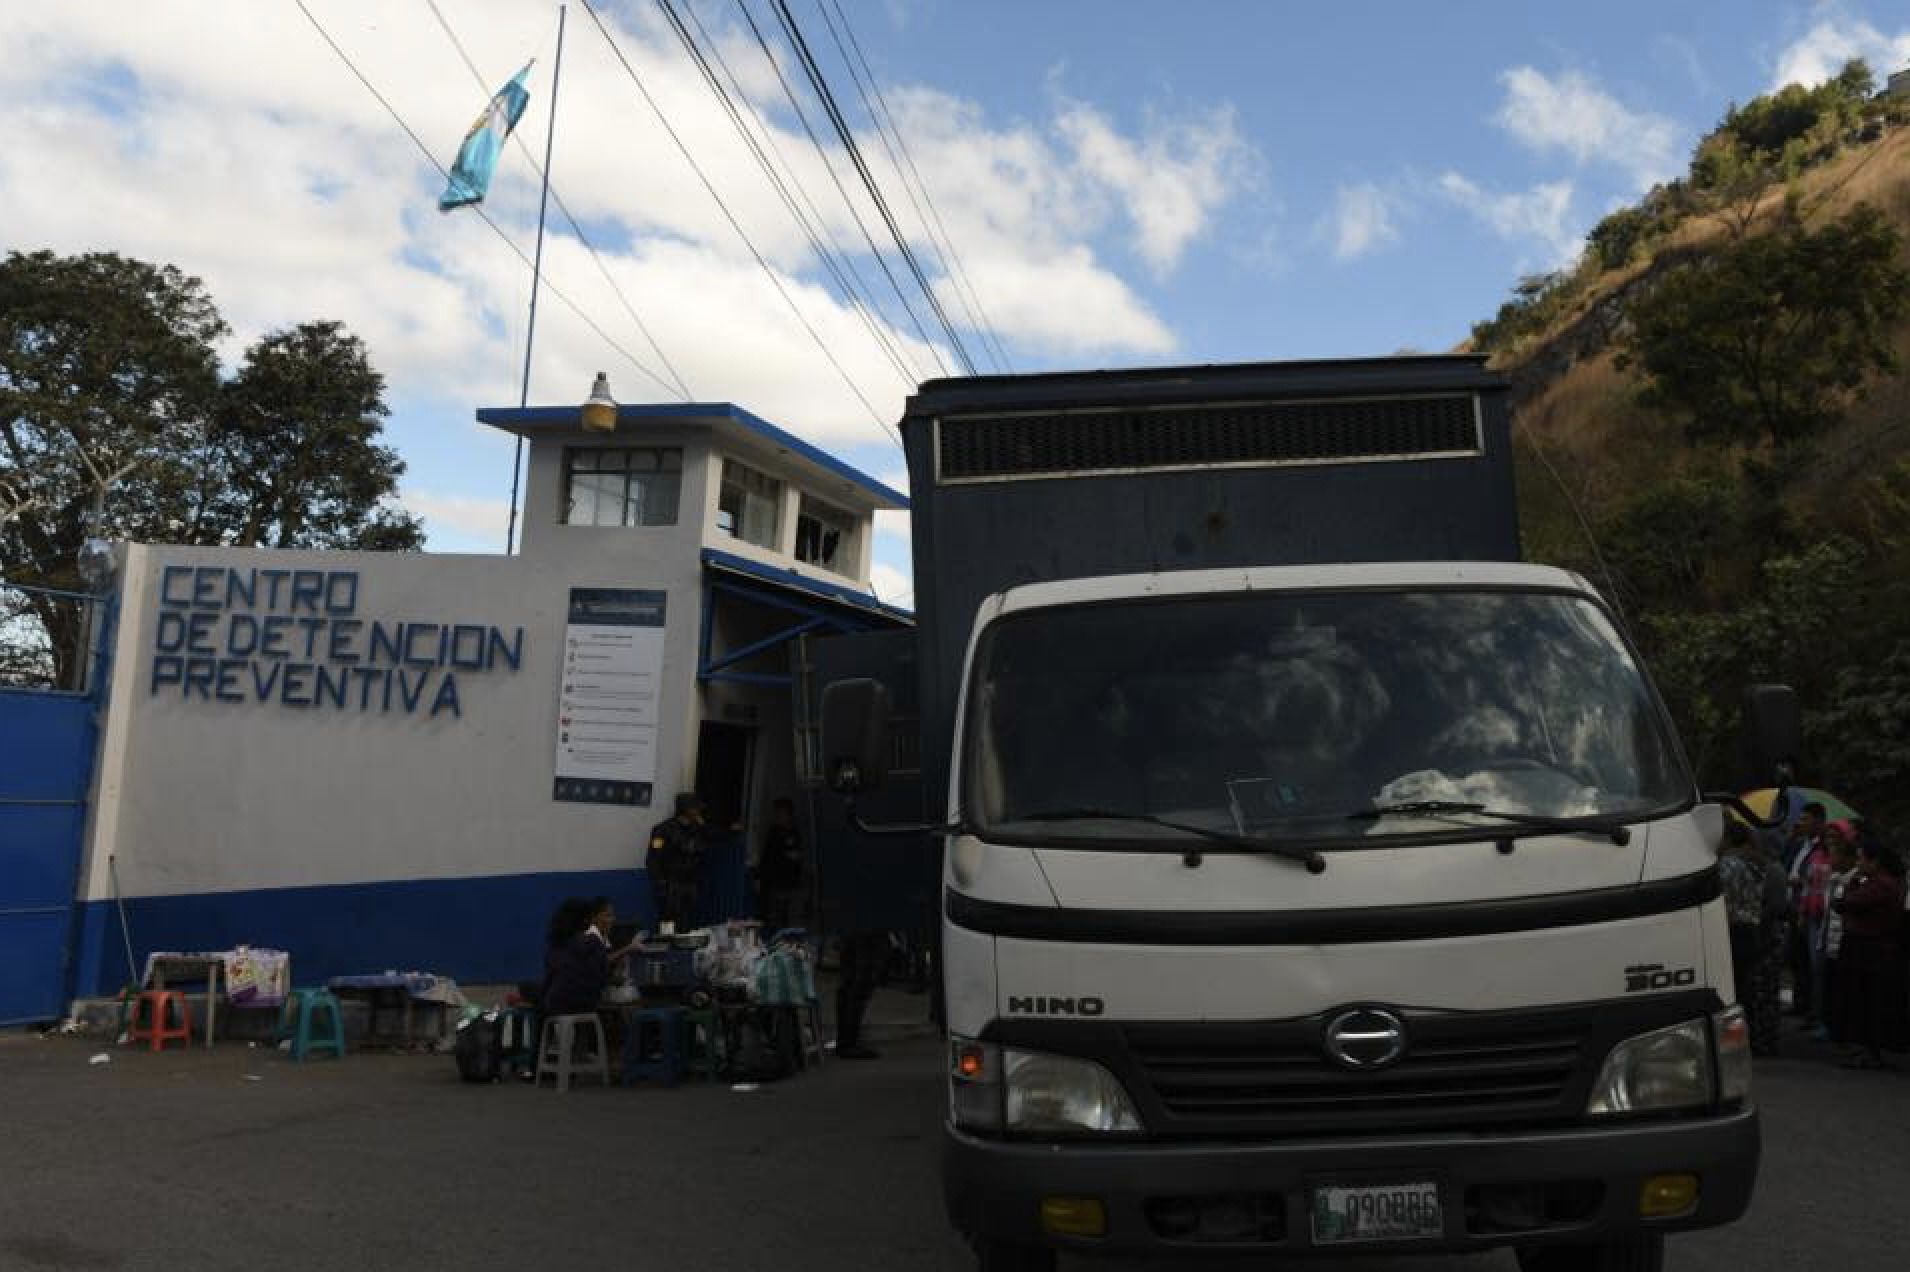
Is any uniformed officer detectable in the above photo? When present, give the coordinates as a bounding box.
[646,792,707,929]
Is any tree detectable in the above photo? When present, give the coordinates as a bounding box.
[1587,205,1654,271]
[216,322,422,550]
[0,251,226,685]
[0,250,422,688]
[1811,643,1910,800]
[1600,472,1742,610]
[1618,204,1910,449]
[1638,537,1865,784]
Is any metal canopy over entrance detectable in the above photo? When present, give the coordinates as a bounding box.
[697,548,911,689]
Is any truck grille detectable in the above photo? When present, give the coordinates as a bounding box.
[935,393,1481,483]
[1124,1014,1587,1135]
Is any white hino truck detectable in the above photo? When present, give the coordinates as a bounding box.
[820,356,1786,1272]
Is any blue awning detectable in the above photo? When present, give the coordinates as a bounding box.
[698,549,910,688]
[700,548,911,625]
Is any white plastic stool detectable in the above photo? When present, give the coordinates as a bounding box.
[535,1012,609,1092]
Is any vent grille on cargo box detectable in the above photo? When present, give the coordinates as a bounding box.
[935,393,1481,483]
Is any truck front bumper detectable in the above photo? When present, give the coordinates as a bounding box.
[945,1106,1758,1257]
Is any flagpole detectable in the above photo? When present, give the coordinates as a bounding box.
[506,2,567,556]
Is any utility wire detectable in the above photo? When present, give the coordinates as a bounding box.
[673,1,918,388]
[659,0,919,389]
[580,0,898,441]
[730,0,947,380]
[292,0,682,400]
[428,0,694,400]
[818,0,1011,373]
[770,0,978,376]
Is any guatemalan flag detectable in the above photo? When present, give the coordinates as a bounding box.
[438,63,533,211]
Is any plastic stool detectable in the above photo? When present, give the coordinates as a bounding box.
[536,1013,610,1092]
[276,988,346,1060]
[128,990,193,1051]
[799,999,827,1068]
[683,1006,724,1080]
[622,1007,687,1087]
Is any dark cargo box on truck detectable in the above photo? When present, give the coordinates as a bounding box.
[898,354,1519,821]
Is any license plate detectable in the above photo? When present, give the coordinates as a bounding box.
[1310,1181,1443,1244]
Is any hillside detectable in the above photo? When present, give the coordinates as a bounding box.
[1506,124,1910,489]
[1473,77,1910,819]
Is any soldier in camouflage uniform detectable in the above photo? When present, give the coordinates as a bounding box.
[646,793,707,930]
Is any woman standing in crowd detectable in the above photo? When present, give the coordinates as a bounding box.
[1720,822,1784,1054]
[1828,836,1907,1070]
[1818,823,1860,1045]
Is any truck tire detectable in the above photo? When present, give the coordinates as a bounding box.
[1517,1234,1665,1272]
[974,1241,1057,1272]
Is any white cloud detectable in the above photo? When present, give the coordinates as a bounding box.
[0,0,1251,521]
[873,469,911,546]
[882,85,1254,353]
[1492,67,1683,190]
[869,561,914,607]
[1053,100,1258,274]
[1770,17,1910,91]
[1438,173,1581,269]
[402,490,511,546]
[1320,183,1402,261]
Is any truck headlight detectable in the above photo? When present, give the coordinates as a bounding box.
[1586,1019,1714,1116]
[1006,1050,1144,1135]
[949,1037,1143,1136]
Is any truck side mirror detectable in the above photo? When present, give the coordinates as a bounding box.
[1740,684,1801,789]
[821,678,892,795]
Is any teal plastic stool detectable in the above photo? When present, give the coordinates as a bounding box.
[276,989,346,1061]
[622,1007,687,1086]
[500,1007,540,1074]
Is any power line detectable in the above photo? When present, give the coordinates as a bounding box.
[291,0,683,401]
[673,0,919,388]
[769,0,979,376]
[658,0,920,389]
[579,0,898,442]
[730,0,950,382]
[427,0,694,401]
[817,0,1012,373]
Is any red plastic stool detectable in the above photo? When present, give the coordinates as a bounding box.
[129,990,193,1051]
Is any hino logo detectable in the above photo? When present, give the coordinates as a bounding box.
[1323,1007,1408,1070]
[1007,995,1105,1017]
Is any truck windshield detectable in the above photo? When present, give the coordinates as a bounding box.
[965,588,1690,844]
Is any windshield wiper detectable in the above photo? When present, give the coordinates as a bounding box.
[1013,808,1327,873]
[1351,800,1632,845]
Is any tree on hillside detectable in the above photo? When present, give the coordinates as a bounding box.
[1685,60,1883,241]
[0,250,422,688]
[1619,203,1910,449]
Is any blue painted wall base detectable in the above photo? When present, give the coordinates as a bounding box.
[70,868,658,1000]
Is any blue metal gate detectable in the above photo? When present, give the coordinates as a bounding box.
[0,580,105,1026]
[0,686,97,1024]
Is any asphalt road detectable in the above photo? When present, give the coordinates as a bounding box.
[0,1022,1904,1272]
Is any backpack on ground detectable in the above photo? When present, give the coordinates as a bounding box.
[723,1006,800,1083]
[454,1010,504,1083]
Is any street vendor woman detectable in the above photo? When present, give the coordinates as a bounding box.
[543,897,643,1018]
[646,792,707,930]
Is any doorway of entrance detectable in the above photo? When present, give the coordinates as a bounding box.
[694,721,756,923]
[694,721,754,834]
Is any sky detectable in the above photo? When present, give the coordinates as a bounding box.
[4,2,1909,606]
